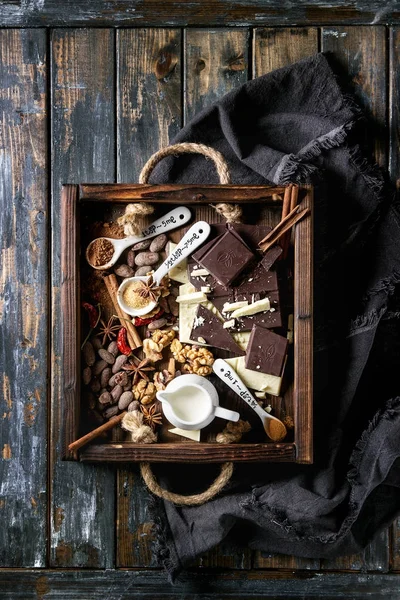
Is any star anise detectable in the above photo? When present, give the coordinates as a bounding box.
[96,316,120,346]
[123,357,155,385]
[141,403,163,430]
[137,277,164,304]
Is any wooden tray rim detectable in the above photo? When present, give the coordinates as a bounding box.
[60,183,313,463]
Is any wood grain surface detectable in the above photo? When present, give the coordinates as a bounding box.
[184,29,249,124]
[253,27,318,76]
[0,28,48,568]
[321,26,387,168]
[0,18,398,592]
[116,28,183,568]
[117,29,182,183]
[1,569,400,598]
[0,1,399,27]
[50,28,116,568]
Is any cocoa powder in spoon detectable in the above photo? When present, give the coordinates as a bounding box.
[88,238,115,267]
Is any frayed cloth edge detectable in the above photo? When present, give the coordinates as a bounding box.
[241,396,400,545]
[148,494,182,583]
[275,119,356,184]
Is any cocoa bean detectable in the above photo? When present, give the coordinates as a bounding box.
[107,341,118,357]
[100,367,112,388]
[148,318,167,331]
[112,354,128,374]
[128,400,140,412]
[91,337,103,351]
[131,239,151,251]
[118,391,133,410]
[114,264,134,278]
[104,405,119,419]
[123,383,132,392]
[109,371,128,388]
[99,391,113,405]
[167,294,179,316]
[93,359,107,375]
[82,341,95,366]
[83,366,92,386]
[91,409,105,425]
[134,251,159,267]
[98,348,115,365]
[135,266,152,277]
[111,384,123,401]
[90,377,101,393]
[149,233,167,253]
[87,392,96,410]
[127,249,135,267]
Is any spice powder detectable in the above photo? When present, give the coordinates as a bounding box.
[122,280,154,311]
[88,238,115,267]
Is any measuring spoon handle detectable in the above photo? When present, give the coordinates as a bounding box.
[119,206,192,249]
[153,221,211,285]
[213,358,266,419]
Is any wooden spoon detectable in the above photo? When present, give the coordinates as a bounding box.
[213,358,287,442]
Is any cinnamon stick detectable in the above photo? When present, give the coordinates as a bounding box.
[103,273,142,349]
[282,184,299,257]
[68,411,127,453]
[258,207,310,253]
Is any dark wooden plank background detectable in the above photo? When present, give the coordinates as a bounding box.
[1,8,399,597]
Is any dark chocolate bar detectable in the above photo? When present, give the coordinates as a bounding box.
[197,229,255,287]
[261,245,283,271]
[233,290,282,330]
[245,325,288,377]
[234,262,279,295]
[190,305,245,356]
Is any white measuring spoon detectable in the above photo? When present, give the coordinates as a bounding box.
[118,221,211,317]
[213,358,287,442]
[86,206,192,270]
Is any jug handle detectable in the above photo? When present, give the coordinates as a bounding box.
[214,406,240,422]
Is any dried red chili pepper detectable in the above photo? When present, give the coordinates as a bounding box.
[133,309,164,327]
[117,328,132,356]
[82,302,99,329]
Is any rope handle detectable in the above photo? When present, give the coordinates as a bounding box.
[135,143,238,505]
[139,142,242,224]
[139,142,232,184]
[140,462,234,506]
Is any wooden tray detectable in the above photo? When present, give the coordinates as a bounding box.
[61,183,313,463]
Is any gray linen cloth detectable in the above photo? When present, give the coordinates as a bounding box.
[146,53,400,580]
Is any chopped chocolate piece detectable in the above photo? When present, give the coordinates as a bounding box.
[192,223,272,263]
[234,291,282,330]
[261,245,283,271]
[197,229,255,287]
[189,223,273,296]
[190,305,245,355]
[235,262,279,295]
[245,325,288,377]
